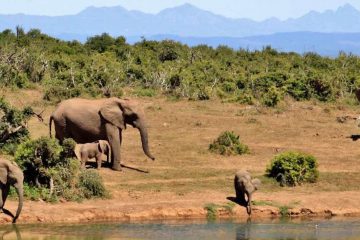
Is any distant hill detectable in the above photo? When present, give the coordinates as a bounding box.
[2,3,360,38]
[2,3,360,55]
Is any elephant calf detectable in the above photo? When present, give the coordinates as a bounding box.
[234,170,261,216]
[78,140,111,169]
[0,159,24,223]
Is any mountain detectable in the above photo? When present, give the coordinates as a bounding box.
[2,3,360,38]
[1,4,360,55]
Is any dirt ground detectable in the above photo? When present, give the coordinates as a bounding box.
[1,89,360,224]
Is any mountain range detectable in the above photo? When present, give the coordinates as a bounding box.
[1,3,360,55]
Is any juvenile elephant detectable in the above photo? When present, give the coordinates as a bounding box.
[0,159,24,223]
[49,97,155,171]
[234,170,261,215]
[78,140,111,169]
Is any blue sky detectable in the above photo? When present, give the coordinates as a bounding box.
[1,0,359,20]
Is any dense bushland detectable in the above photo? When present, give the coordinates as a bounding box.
[1,28,360,105]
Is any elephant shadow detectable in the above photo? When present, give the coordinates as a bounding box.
[348,134,360,141]
[1,208,15,220]
[85,161,149,174]
[121,164,149,174]
[227,196,248,208]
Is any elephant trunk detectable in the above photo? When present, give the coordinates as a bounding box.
[137,122,155,160]
[246,193,252,216]
[13,184,23,223]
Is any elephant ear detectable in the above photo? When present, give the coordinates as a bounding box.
[97,141,103,153]
[251,178,261,190]
[97,141,107,153]
[99,102,126,129]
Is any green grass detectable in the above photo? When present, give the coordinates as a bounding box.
[204,202,237,221]
[306,172,360,191]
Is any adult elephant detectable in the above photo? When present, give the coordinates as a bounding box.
[0,159,24,223]
[49,98,155,171]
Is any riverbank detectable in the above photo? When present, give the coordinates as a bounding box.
[1,189,360,224]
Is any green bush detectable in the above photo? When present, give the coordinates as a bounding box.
[262,86,282,107]
[43,85,82,102]
[209,131,249,156]
[266,151,319,186]
[0,98,34,154]
[15,137,108,201]
[133,87,157,97]
[78,170,108,199]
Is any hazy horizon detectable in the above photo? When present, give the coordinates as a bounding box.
[1,0,360,21]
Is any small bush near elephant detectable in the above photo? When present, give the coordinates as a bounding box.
[78,170,108,199]
[14,137,108,201]
[266,151,319,186]
[209,131,249,156]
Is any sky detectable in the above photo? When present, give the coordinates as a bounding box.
[0,0,360,21]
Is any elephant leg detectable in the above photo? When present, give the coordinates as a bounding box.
[106,123,122,171]
[54,120,72,144]
[234,179,246,205]
[80,153,87,169]
[54,122,65,143]
[96,154,102,169]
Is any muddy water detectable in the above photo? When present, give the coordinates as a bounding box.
[1,219,360,239]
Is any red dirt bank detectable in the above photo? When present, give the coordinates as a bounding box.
[1,190,360,224]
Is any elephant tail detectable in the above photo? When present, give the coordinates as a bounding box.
[13,184,23,223]
[49,115,54,138]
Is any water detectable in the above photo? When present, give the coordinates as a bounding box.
[1,218,360,240]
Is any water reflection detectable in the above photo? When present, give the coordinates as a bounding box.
[0,224,22,240]
[1,219,360,240]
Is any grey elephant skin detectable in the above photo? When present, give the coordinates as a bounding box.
[0,159,24,223]
[78,140,111,169]
[49,97,155,171]
[234,170,261,215]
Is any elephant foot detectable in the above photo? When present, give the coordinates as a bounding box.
[112,162,122,171]
[112,167,122,171]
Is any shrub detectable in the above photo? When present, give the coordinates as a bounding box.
[133,87,157,97]
[209,131,249,156]
[262,86,282,107]
[285,78,311,101]
[0,98,34,154]
[43,85,81,102]
[266,151,319,186]
[78,170,108,199]
[15,137,108,201]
